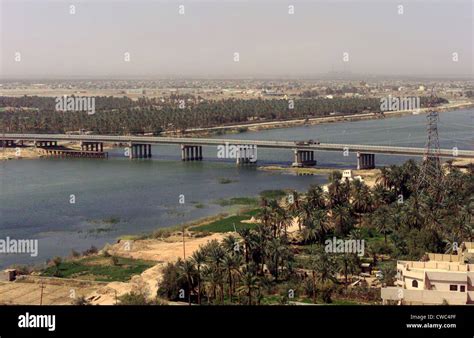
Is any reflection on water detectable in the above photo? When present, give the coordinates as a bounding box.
[0,109,472,267]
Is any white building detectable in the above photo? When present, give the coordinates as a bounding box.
[381,243,474,305]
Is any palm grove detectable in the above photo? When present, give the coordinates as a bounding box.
[130,160,473,305]
[0,96,445,134]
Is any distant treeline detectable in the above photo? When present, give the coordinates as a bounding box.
[0,95,447,134]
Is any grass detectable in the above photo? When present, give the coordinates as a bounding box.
[41,256,156,282]
[215,197,259,207]
[192,209,260,233]
[259,189,287,200]
[217,177,238,184]
[89,216,120,224]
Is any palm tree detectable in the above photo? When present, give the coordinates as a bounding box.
[372,207,391,245]
[180,259,196,305]
[222,252,242,303]
[337,253,360,288]
[376,167,392,189]
[331,204,353,236]
[268,199,282,237]
[302,208,328,244]
[267,238,286,281]
[302,222,318,245]
[205,241,226,303]
[328,170,342,184]
[311,247,337,284]
[237,270,259,305]
[402,196,423,229]
[287,190,302,230]
[372,183,389,209]
[351,180,372,225]
[257,197,271,228]
[306,184,326,209]
[237,228,253,267]
[191,249,206,304]
[328,180,345,208]
[222,234,239,254]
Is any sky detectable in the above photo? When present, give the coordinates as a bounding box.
[0,0,473,79]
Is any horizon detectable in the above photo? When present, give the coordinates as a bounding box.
[1,0,472,79]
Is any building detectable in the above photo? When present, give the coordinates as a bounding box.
[381,242,474,305]
[341,170,364,183]
[0,269,17,282]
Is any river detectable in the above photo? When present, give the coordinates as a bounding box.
[0,109,472,268]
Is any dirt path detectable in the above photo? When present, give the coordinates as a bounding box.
[86,233,226,305]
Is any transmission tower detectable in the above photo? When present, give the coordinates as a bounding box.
[416,110,443,197]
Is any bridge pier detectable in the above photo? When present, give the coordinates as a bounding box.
[41,148,107,159]
[292,149,316,167]
[81,141,104,152]
[0,139,17,147]
[181,145,202,161]
[35,141,58,148]
[236,145,257,165]
[357,152,375,170]
[129,143,152,159]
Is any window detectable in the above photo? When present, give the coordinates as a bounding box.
[411,280,418,288]
[450,285,458,291]
[460,285,465,292]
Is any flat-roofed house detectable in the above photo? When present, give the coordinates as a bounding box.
[381,242,474,305]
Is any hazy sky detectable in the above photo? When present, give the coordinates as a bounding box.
[1,0,472,79]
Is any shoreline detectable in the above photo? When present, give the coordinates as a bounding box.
[1,100,472,161]
[164,100,474,136]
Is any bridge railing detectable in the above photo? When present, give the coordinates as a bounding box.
[1,133,473,158]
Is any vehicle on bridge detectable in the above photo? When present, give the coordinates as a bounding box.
[295,139,320,146]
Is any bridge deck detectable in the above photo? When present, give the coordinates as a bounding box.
[1,133,473,158]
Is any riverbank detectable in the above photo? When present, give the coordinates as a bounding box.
[0,141,115,160]
[166,99,474,137]
[2,101,472,162]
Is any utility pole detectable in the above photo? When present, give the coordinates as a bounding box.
[183,224,186,259]
[39,280,45,305]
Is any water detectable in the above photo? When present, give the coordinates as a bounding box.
[217,109,474,168]
[0,109,472,268]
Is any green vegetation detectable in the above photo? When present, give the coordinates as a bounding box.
[214,197,259,207]
[0,95,447,134]
[259,189,287,199]
[89,216,120,224]
[157,160,472,305]
[193,209,260,233]
[41,256,155,282]
[217,177,239,184]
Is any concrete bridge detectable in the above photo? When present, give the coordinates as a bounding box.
[1,133,473,169]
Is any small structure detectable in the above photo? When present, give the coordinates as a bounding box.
[340,170,364,183]
[360,263,372,274]
[0,269,17,282]
[342,170,353,179]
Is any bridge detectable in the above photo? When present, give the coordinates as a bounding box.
[1,133,473,169]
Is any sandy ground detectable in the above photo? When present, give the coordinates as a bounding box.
[85,233,226,305]
[0,280,101,305]
[0,233,226,305]
[0,147,43,160]
[0,142,117,161]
